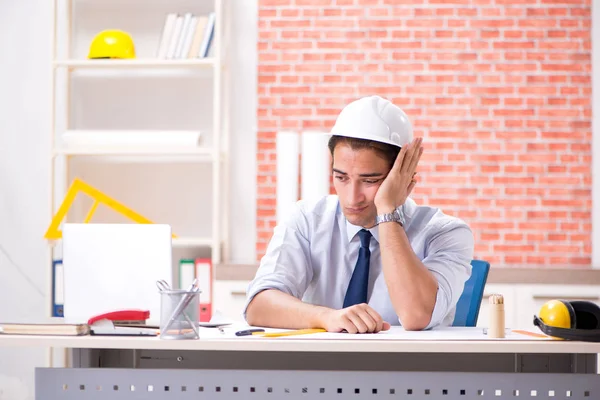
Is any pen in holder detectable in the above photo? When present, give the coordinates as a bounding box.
[488,294,505,338]
[157,279,201,340]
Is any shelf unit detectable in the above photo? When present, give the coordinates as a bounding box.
[53,147,216,156]
[54,58,216,68]
[48,0,230,325]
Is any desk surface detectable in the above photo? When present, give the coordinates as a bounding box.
[0,327,598,354]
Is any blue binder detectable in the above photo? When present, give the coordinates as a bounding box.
[52,259,64,317]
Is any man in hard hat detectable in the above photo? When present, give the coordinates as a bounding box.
[244,95,474,332]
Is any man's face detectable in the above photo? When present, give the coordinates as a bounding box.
[332,143,391,228]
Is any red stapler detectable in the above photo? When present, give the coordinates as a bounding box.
[87,309,150,326]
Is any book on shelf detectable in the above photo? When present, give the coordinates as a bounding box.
[178,258,213,322]
[157,12,215,60]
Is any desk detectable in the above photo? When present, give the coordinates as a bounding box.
[1,327,599,399]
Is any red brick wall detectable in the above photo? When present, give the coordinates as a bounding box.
[256,0,592,267]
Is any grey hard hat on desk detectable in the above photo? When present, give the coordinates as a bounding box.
[329,95,414,148]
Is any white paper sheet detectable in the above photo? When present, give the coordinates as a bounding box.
[90,319,158,336]
[196,325,553,341]
[296,327,552,341]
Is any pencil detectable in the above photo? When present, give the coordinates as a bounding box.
[254,328,327,338]
[511,329,552,339]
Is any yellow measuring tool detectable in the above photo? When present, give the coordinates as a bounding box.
[255,328,327,338]
[44,178,176,240]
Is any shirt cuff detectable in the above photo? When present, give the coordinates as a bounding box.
[242,275,298,322]
[424,283,450,330]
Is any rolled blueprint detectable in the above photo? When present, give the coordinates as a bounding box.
[276,131,300,224]
[301,130,331,202]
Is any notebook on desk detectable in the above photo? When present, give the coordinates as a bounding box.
[0,321,158,336]
[0,322,90,336]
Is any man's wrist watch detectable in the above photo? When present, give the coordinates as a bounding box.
[375,206,406,227]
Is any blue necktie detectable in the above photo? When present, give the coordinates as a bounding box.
[343,229,372,308]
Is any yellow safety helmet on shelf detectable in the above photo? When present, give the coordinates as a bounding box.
[533,299,600,342]
[87,29,136,59]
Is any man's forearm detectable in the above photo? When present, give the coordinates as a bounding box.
[245,289,331,329]
[379,221,438,330]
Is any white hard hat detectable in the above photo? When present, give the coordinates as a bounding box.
[330,95,413,148]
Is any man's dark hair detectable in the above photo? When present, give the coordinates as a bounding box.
[328,135,400,169]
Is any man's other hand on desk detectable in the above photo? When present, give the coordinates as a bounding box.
[320,304,391,334]
[246,290,390,334]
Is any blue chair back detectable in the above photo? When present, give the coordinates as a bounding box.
[452,259,490,327]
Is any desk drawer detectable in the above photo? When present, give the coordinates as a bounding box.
[36,367,600,399]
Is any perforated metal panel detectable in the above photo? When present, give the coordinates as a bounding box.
[36,368,600,399]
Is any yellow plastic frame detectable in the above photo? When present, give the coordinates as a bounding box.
[44,178,177,240]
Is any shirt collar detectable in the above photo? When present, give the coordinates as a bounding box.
[345,219,380,244]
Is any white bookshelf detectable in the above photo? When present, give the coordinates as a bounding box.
[172,237,214,248]
[48,0,229,329]
[54,58,215,68]
[48,236,214,249]
[53,146,216,156]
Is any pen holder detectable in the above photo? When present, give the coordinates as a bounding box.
[488,294,505,338]
[159,289,200,340]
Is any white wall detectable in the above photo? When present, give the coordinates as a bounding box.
[0,1,53,398]
[0,0,256,397]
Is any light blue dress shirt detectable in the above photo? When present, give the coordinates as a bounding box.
[244,195,474,329]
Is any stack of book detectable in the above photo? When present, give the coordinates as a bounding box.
[0,322,90,336]
[0,321,159,336]
[156,12,215,59]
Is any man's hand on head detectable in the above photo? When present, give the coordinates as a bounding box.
[374,137,423,214]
